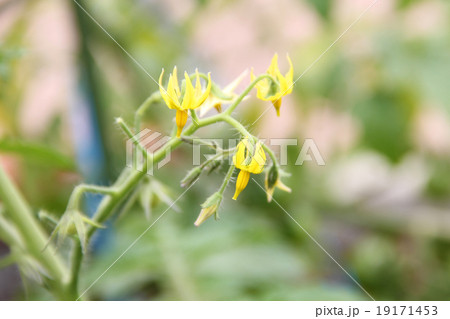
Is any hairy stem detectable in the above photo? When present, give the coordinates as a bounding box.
[225,74,276,115]
[218,164,236,195]
[134,92,161,132]
[261,143,278,167]
[0,164,69,299]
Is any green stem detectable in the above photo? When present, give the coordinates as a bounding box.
[134,92,161,132]
[0,164,69,298]
[67,184,118,212]
[189,109,200,126]
[222,115,252,137]
[69,240,83,298]
[261,143,278,167]
[225,74,276,115]
[218,164,236,195]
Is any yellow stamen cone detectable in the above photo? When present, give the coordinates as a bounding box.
[176,109,188,137]
[273,98,282,116]
[233,170,251,200]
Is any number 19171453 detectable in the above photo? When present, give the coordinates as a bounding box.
[376,306,438,316]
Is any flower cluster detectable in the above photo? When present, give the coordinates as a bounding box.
[157,54,294,225]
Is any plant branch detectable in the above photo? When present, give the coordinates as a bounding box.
[225,74,276,115]
[0,164,69,298]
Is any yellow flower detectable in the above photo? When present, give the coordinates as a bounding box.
[232,137,266,200]
[265,165,291,203]
[159,67,211,137]
[251,53,293,116]
[199,70,248,117]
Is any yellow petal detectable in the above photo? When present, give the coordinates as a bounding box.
[277,69,288,92]
[277,180,292,193]
[172,66,180,97]
[233,170,250,200]
[264,172,275,202]
[223,69,248,93]
[248,142,266,174]
[195,72,212,109]
[233,138,247,169]
[182,71,195,109]
[252,68,272,101]
[268,53,279,76]
[167,75,181,108]
[194,69,202,96]
[159,69,172,108]
[266,186,275,202]
[159,68,180,110]
[285,54,294,91]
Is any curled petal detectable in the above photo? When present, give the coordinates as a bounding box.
[267,53,279,76]
[195,72,212,109]
[248,142,266,174]
[182,72,195,110]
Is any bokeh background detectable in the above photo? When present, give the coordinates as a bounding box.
[1,0,450,300]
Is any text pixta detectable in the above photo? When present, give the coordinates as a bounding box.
[316,306,360,318]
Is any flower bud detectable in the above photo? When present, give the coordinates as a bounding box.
[194,192,222,226]
[180,167,202,188]
[205,159,222,175]
[264,165,291,202]
[266,165,279,191]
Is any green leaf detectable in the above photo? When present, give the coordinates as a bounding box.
[0,139,76,170]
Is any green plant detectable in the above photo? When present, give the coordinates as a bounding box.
[0,54,294,300]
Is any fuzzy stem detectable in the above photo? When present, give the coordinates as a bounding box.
[261,143,278,167]
[218,164,236,195]
[225,74,276,115]
[0,164,69,298]
[222,115,253,137]
[189,109,200,126]
[134,92,161,132]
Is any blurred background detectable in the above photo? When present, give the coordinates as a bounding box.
[1,0,450,300]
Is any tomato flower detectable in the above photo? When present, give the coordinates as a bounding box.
[232,137,266,200]
[251,53,293,116]
[159,67,211,137]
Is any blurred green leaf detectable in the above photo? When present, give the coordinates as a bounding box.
[0,139,76,171]
[306,0,332,20]
[353,89,415,162]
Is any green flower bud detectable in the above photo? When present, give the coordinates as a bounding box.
[194,192,222,226]
[180,167,202,188]
[265,165,291,202]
